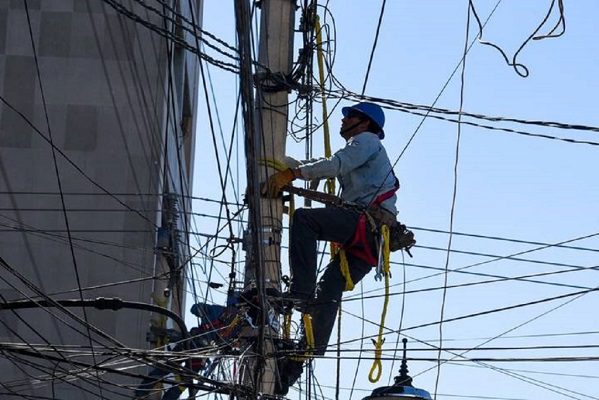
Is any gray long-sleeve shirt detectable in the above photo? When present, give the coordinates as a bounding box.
[297,131,398,215]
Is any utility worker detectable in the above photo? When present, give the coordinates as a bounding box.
[136,297,242,399]
[135,327,209,400]
[263,102,399,395]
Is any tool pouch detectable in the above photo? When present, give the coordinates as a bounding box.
[366,206,416,255]
[389,223,416,254]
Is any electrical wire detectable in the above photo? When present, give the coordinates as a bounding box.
[469,0,566,78]
[334,290,598,361]
[101,0,241,73]
[360,0,387,96]
[434,3,472,397]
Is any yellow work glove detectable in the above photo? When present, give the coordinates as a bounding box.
[262,168,296,198]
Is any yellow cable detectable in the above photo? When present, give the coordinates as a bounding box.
[318,18,350,291]
[339,249,354,291]
[368,225,391,383]
[315,15,335,196]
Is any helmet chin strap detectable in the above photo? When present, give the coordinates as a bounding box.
[340,120,365,135]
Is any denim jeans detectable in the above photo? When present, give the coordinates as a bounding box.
[289,207,374,355]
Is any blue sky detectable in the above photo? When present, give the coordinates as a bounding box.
[189,1,599,399]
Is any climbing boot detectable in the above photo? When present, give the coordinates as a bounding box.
[282,291,312,312]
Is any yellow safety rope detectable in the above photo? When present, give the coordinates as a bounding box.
[318,16,357,298]
[339,249,354,291]
[290,312,315,362]
[315,15,335,196]
[368,225,391,383]
[303,313,315,352]
[283,312,292,340]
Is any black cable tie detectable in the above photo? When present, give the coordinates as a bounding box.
[227,236,243,244]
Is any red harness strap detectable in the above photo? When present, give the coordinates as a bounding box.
[343,185,398,265]
[344,214,377,264]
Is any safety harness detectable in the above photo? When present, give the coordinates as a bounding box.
[343,181,399,265]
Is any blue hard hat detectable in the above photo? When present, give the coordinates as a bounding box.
[342,102,385,139]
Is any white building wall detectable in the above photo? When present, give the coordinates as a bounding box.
[0,0,201,398]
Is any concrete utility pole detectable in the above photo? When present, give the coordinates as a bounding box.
[247,0,296,290]
[235,0,296,396]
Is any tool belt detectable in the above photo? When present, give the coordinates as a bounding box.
[365,206,416,254]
